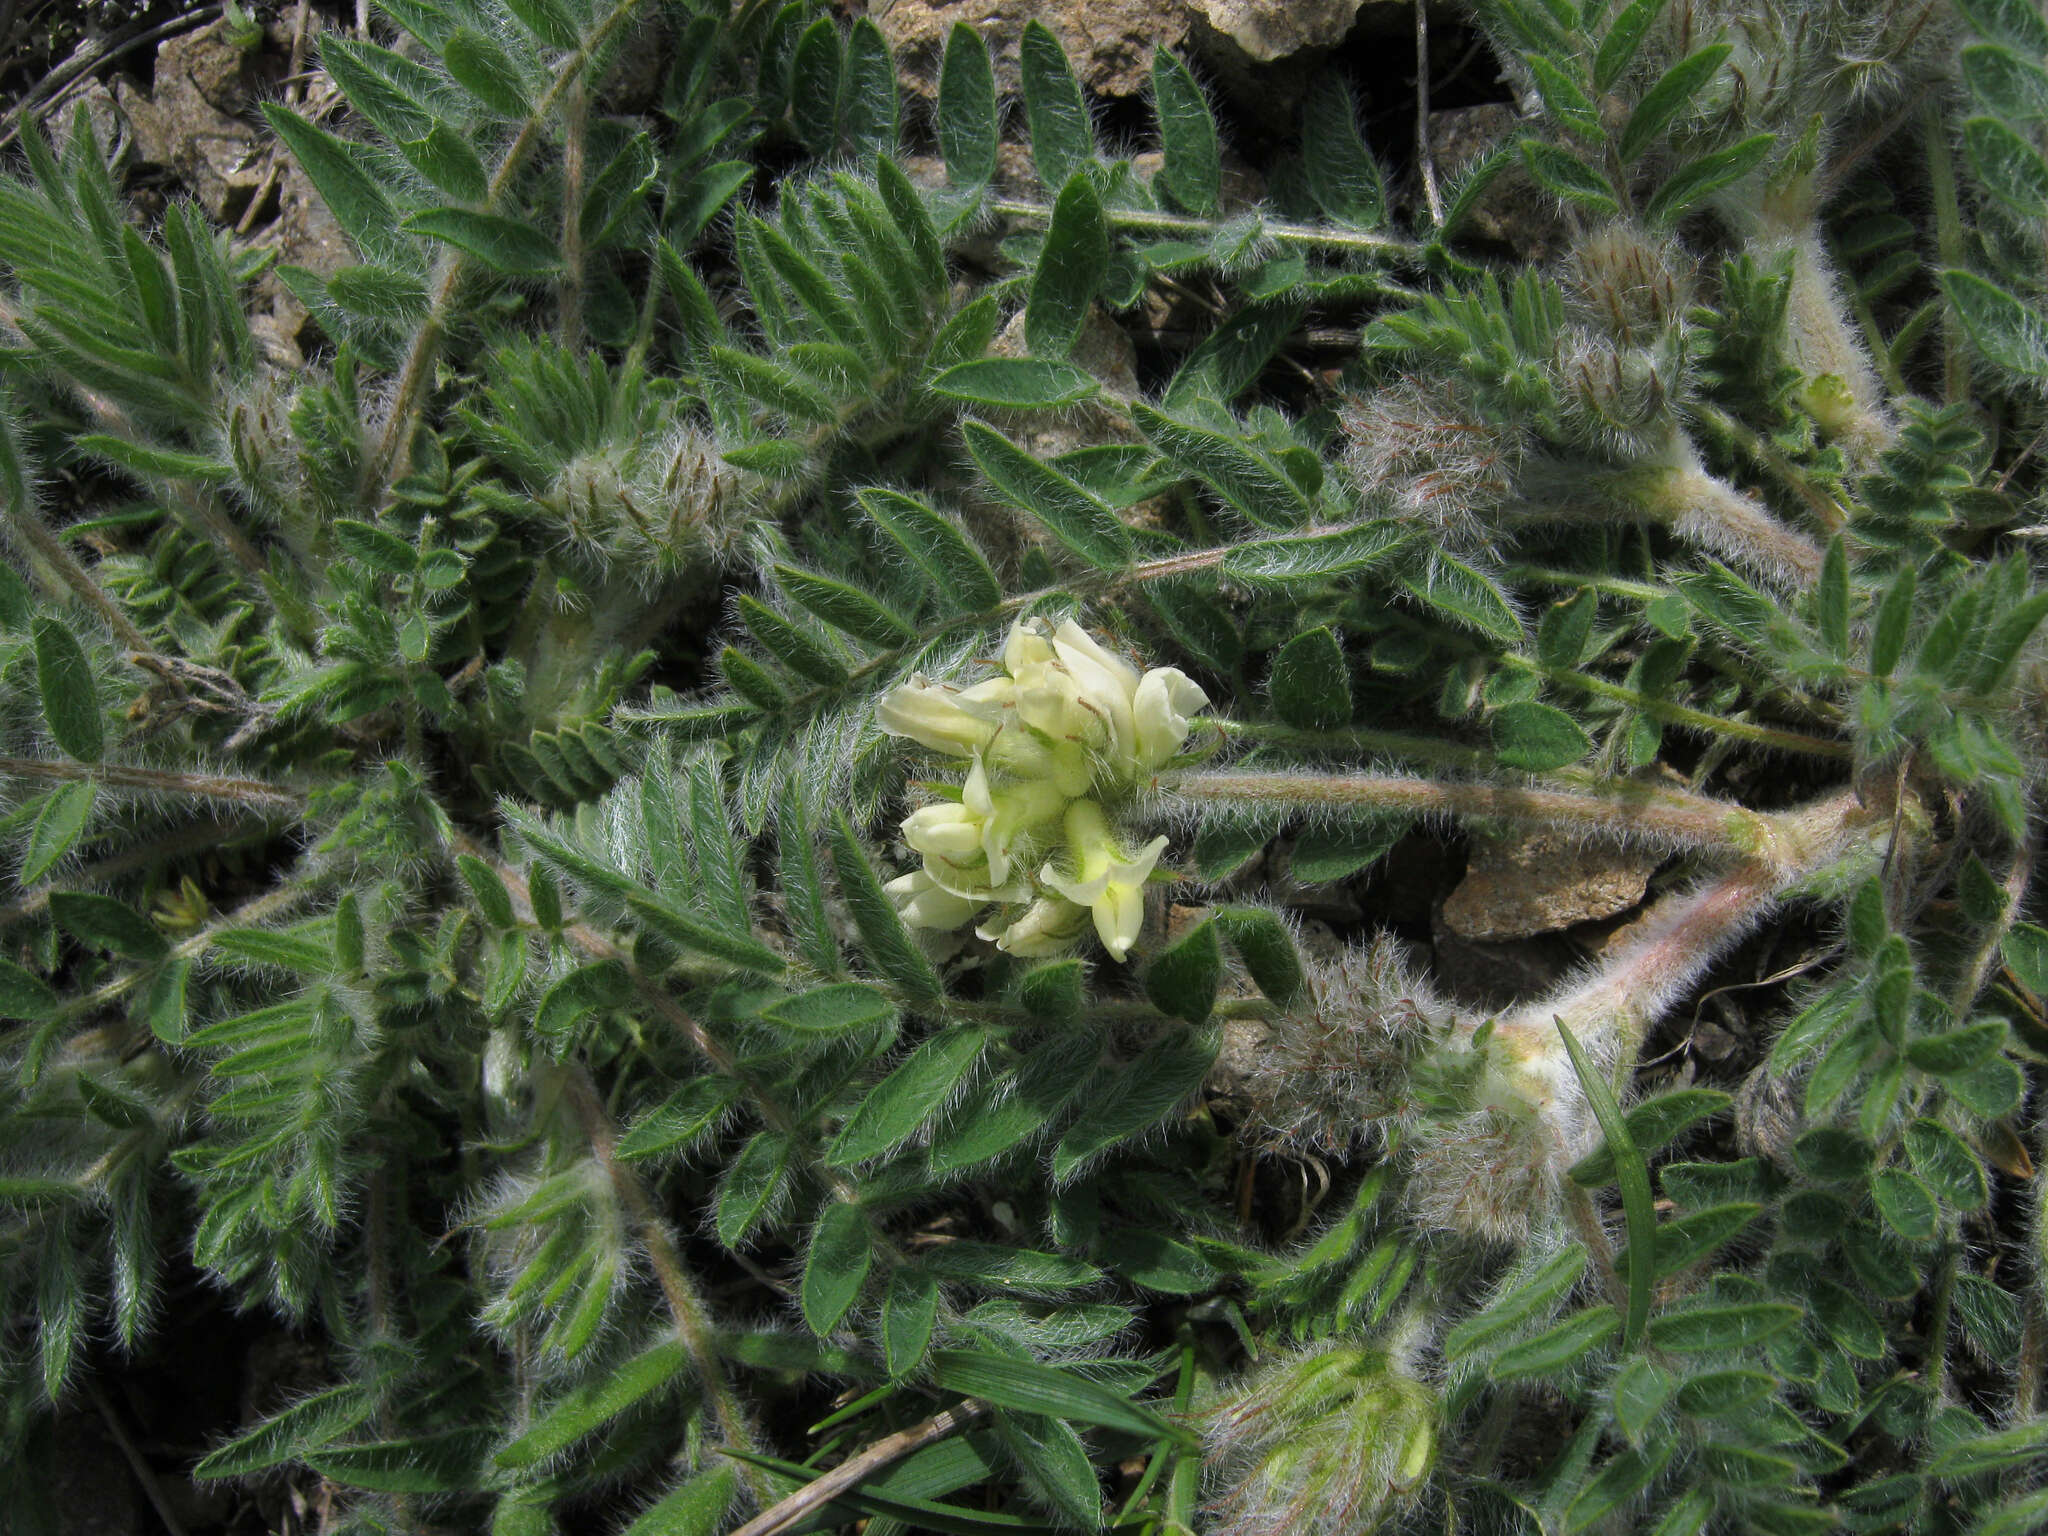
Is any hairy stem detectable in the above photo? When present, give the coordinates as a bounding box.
[1494,656,1851,760]
[989,198,1424,262]
[1166,769,1782,859]
[562,1067,767,1496]
[0,756,305,811]
[363,0,652,499]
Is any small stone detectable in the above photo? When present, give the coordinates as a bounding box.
[1441,828,1661,942]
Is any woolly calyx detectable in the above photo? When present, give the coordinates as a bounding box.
[1205,1341,1436,1536]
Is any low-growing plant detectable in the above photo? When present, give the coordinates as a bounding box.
[2,1,2046,1532]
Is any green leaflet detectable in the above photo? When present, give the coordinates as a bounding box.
[22,779,95,884]
[405,209,560,273]
[801,1200,874,1333]
[495,1338,691,1467]
[32,617,102,762]
[261,104,397,253]
[939,23,999,187]
[928,359,1099,409]
[1268,626,1351,730]
[1301,76,1385,228]
[1020,21,1093,190]
[962,420,1130,570]
[928,1350,1186,1444]
[1132,402,1316,528]
[1026,173,1108,360]
[1151,49,1219,215]
[1052,1026,1219,1180]
[828,1026,988,1165]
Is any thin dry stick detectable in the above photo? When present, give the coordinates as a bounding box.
[85,1379,190,1536]
[1415,0,1445,227]
[724,1399,994,1536]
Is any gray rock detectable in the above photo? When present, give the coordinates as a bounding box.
[1187,0,1378,63]
[1440,827,1661,941]
[114,19,273,221]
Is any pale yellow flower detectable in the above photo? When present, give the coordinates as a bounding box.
[1039,799,1168,962]
[977,892,1091,957]
[883,868,985,930]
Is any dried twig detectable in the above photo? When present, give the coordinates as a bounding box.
[723,1399,993,1536]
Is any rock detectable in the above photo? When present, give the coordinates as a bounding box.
[1427,103,1570,261]
[1440,828,1661,942]
[872,1,1191,100]
[114,19,279,221]
[1187,0,1374,63]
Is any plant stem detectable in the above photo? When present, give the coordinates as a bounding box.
[1923,102,1970,408]
[3,498,157,653]
[1494,655,1851,759]
[0,756,305,810]
[1166,769,1782,859]
[558,76,587,354]
[1211,717,1493,772]
[988,198,1424,263]
[363,0,652,500]
[562,1066,767,1496]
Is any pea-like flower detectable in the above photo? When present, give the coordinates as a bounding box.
[1038,800,1169,962]
[876,617,1209,961]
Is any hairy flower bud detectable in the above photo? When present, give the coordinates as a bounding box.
[1206,1342,1436,1536]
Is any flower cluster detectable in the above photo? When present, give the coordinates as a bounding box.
[876,618,1210,962]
